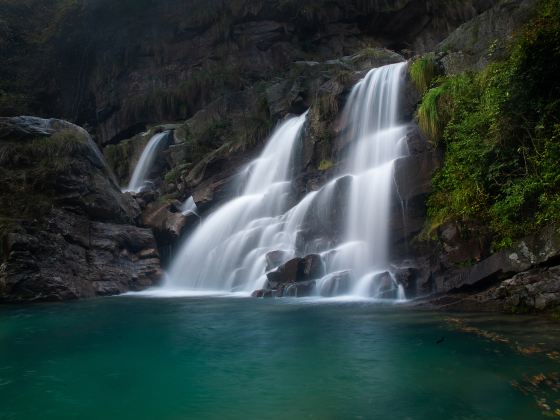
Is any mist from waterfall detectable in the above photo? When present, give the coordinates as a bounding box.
[125,132,168,193]
[166,62,409,298]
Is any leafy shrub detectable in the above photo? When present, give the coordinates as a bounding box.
[423,0,560,248]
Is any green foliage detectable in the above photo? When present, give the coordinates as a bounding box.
[417,84,447,145]
[424,0,560,248]
[409,55,438,94]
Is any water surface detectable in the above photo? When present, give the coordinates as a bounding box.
[1,296,559,419]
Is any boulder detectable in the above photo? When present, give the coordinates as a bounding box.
[317,270,352,297]
[267,257,304,285]
[371,271,398,299]
[391,266,419,297]
[495,266,560,311]
[141,200,194,243]
[0,117,162,302]
[283,280,316,297]
[303,254,325,280]
[251,289,275,298]
[266,254,325,286]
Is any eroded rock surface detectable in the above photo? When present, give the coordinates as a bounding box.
[0,117,162,302]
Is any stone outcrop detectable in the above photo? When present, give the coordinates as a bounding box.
[410,225,560,312]
[420,265,560,313]
[437,0,538,74]
[0,117,162,302]
[140,199,199,264]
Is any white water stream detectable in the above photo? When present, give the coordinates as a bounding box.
[125,132,168,193]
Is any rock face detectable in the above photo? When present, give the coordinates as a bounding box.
[420,264,560,313]
[437,0,538,75]
[0,117,162,302]
[1,0,500,145]
[140,200,198,265]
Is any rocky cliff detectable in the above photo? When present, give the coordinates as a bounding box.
[0,117,161,302]
[1,0,499,144]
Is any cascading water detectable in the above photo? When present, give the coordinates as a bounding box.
[166,114,308,292]
[166,61,409,299]
[125,132,168,193]
[314,62,409,298]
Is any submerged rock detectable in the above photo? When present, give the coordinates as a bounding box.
[0,117,162,303]
[371,271,398,299]
[283,280,316,297]
[317,271,352,297]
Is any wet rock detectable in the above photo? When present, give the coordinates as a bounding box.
[371,271,396,298]
[391,266,419,297]
[267,257,304,285]
[266,254,325,286]
[265,250,290,271]
[318,271,352,297]
[283,280,316,297]
[251,289,275,298]
[303,254,325,280]
[251,289,265,298]
[191,174,239,213]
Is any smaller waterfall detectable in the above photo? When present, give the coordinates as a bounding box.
[125,132,168,193]
[167,113,307,292]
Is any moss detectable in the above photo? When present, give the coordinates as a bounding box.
[318,159,333,171]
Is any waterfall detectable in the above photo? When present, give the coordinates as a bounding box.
[316,62,409,297]
[125,132,168,193]
[166,61,409,299]
[166,114,308,292]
